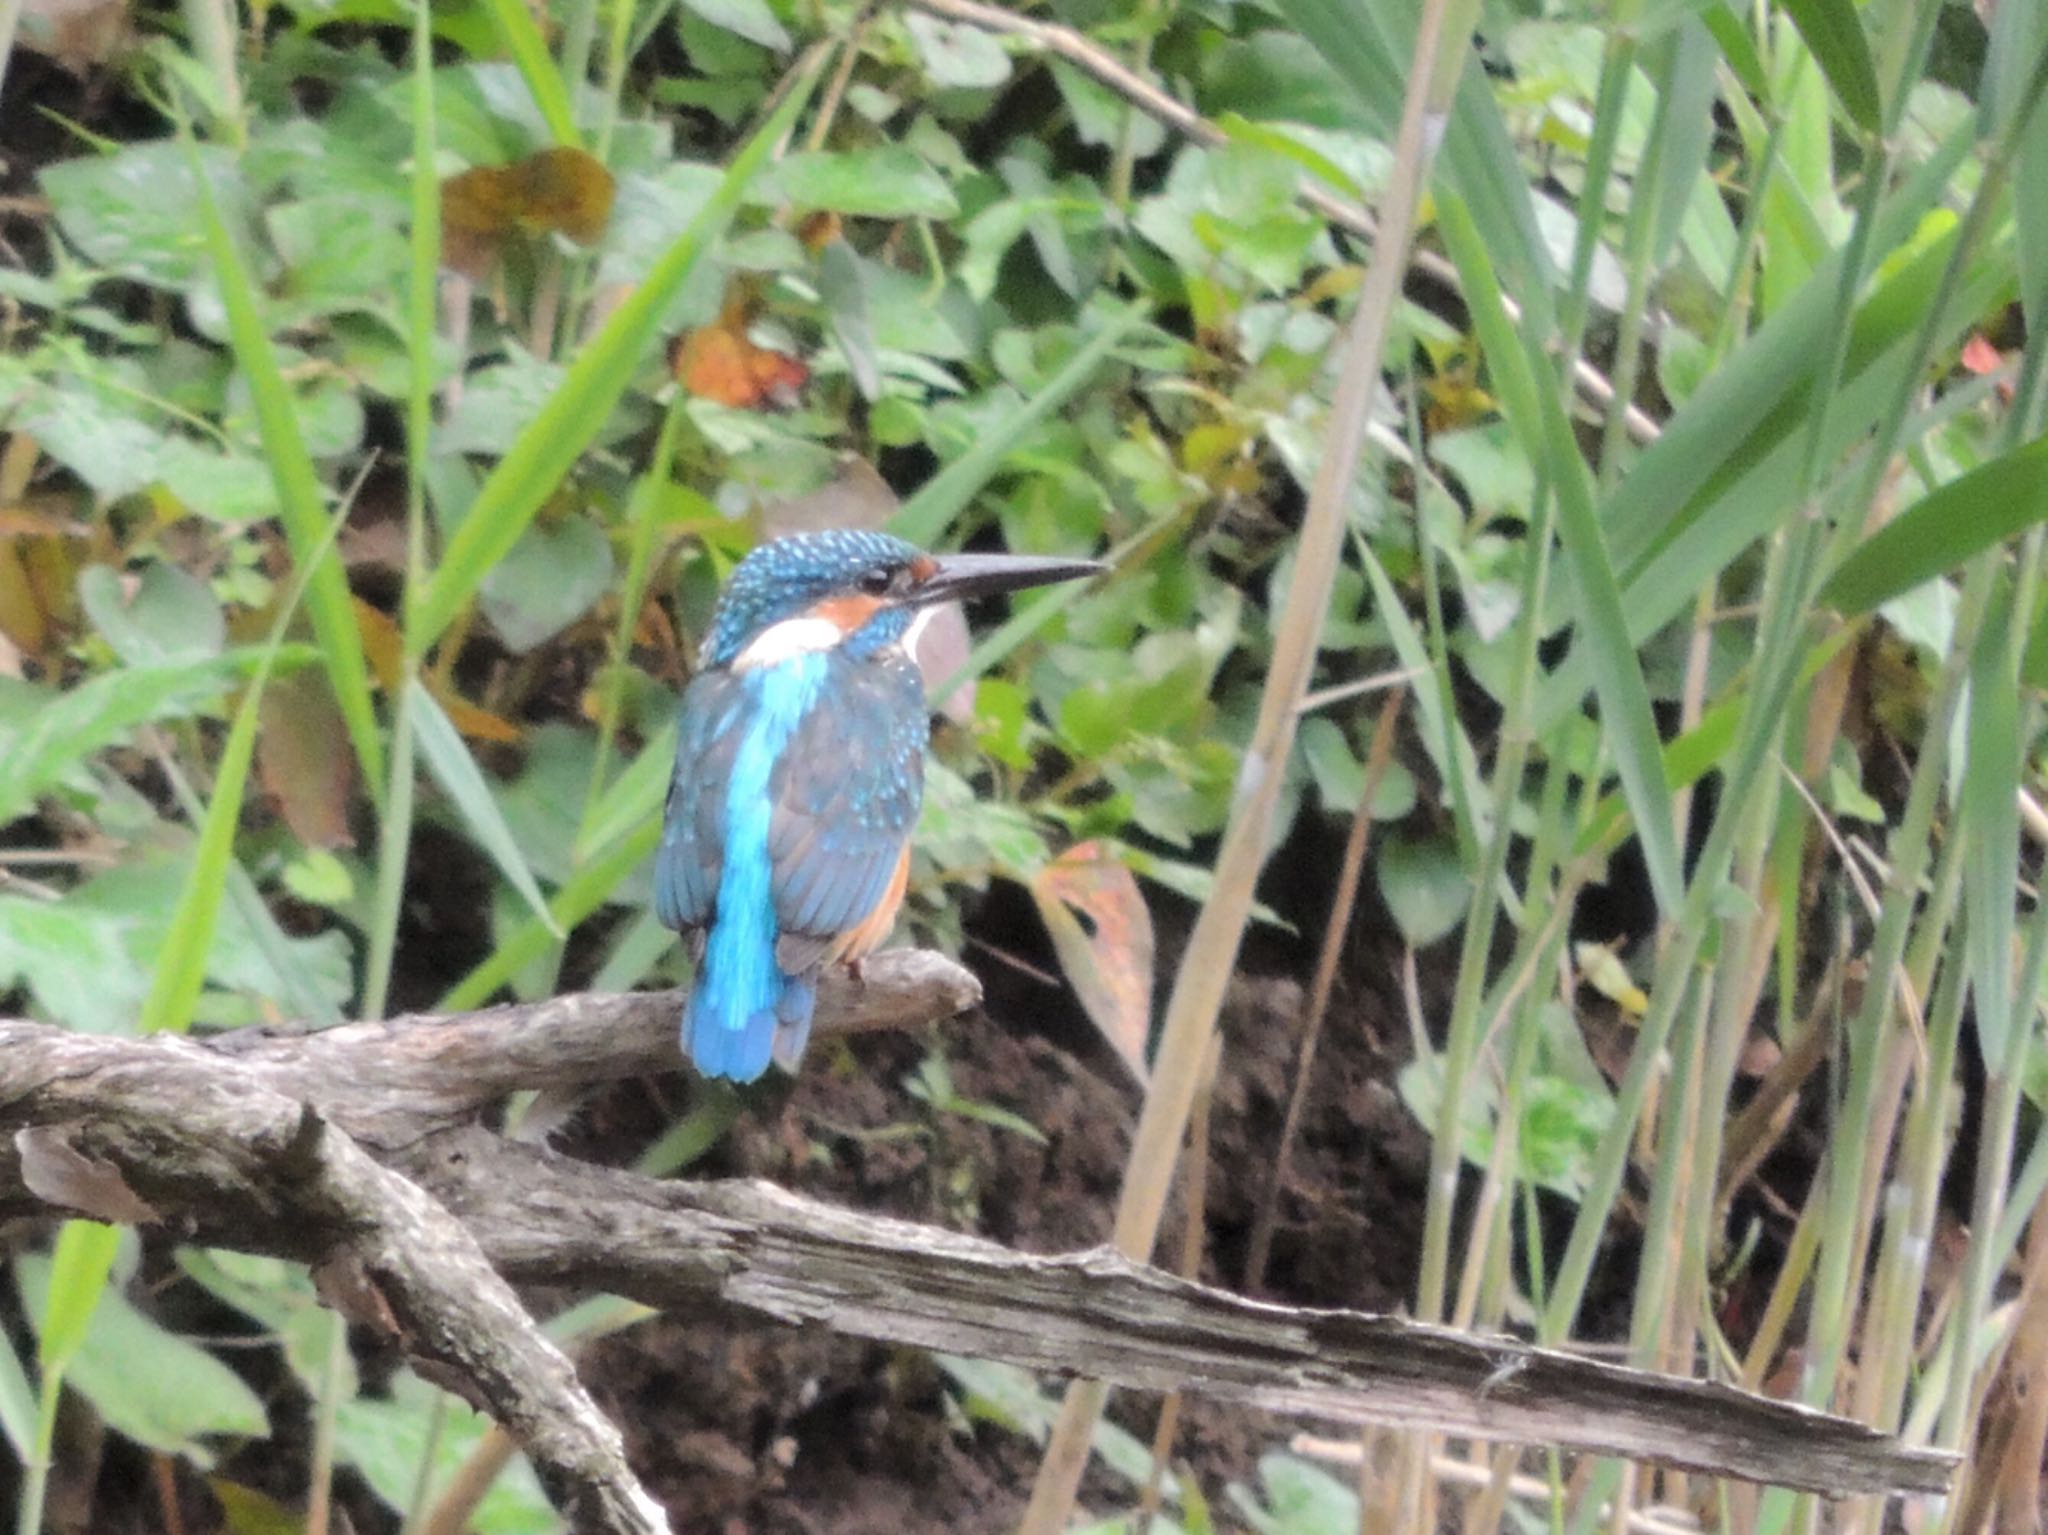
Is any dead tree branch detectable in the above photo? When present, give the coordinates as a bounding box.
[0,949,1953,1524]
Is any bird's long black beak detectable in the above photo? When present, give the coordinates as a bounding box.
[912,551,1105,606]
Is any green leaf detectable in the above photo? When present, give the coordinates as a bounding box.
[77,562,226,667]
[1534,352,1684,918]
[906,12,1012,88]
[185,132,386,802]
[0,1334,36,1463]
[40,142,250,291]
[575,720,675,862]
[0,649,313,829]
[409,65,820,653]
[1966,572,2025,1072]
[20,1250,269,1465]
[440,813,663,1010]
[682,0,791,51]
[33,1223,121,1376]
[819,239,881,400]
[478,0,584,147]
[407,682,563,936]
[337,1370,553,1534]
[1823,433,2048,616]
[476,515,616,652]
[1779,0,1883,135]
[139,675,267,1036]
[767,146,959,218]
[1376,831,1468,948]
[891,308,1145,546]
[1239,1452,1357,1535]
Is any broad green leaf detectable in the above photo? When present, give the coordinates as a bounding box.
[1236,1451,1358,1535]
[766,146,959,218]
[934,1357,1174,1492]
[906,12,1012,88]
[336,1370,552,1534]
[78,563,226,667]
[407,681,563,936]
[478,0,583,147]
[0,648,314,829]
[1779,0,1882,135]
[476,515,615,652]
[683,0,791,51]
[1376,831,1469,948]
[891,308,1145,546]
[186,133,386,801]
[39,142,250,292]
[819,239,881,400]
[1823,433,2048,616]
[408,65,820,653]
[20,1250,270,1465]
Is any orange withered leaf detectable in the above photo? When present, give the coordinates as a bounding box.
[440,146,617,279]
[668,290,809,410]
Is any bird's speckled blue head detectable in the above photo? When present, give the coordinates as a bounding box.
[705,530,927,668]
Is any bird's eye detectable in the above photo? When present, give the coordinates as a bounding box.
[858,567,894,596]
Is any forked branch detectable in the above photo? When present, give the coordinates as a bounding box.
[0,950,1951,1533]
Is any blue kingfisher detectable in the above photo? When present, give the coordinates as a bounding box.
[655,529,1102,1082]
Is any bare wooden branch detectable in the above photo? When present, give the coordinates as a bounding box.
[206,948,982,1146]
[0,1035,667,1535]
[0,952,1954,1518]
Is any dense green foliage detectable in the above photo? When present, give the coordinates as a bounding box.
[7,0,2048,1522]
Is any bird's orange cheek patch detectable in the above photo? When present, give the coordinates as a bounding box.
[809,594,887,633]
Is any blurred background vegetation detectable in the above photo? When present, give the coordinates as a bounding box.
[2,0,2047,1522]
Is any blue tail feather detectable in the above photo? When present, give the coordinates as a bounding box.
[681,967,818,1082]
[678,651,831,1083]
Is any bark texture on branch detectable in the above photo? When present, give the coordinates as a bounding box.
[0,949,1952,1530]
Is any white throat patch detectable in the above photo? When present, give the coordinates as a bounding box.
[733,615,845,670]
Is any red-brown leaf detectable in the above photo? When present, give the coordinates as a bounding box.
[1029,840,1155,1081]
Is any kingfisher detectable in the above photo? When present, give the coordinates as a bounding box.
[655,529,1102,1082]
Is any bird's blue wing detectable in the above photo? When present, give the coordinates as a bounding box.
[767,651,927,975]
[655,667,750,935]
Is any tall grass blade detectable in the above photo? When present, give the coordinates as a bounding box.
[480,0,584,147]
[406,680,563,937]
[0,1337,32,1465]
[183,136,387,802]
[1534,339,1686,917]
[407,62,822,654]
[1780,0,1883,133]
[888,307,1148,547]
[1963,571,2024,1069]
[1821,432,2048,614]
[35,1222,119,1376]
[438,816,663,1011]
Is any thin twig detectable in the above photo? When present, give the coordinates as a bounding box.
[1243,687,1405,1291]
